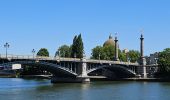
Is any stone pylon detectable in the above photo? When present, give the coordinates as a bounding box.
[140,34,147,78]
[78,54,90,83]
[114,36,119,61]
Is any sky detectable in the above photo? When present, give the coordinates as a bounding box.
[0,0,170,58]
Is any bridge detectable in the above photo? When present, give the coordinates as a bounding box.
[0,54,158,83]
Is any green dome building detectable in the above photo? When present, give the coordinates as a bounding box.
[103,35,115,47]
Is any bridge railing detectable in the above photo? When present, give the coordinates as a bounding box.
[0,54,139,65]
[86,59,139,65]
[0,54,34,59]
[0,54,81,61]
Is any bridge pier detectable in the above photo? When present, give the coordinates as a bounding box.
[77,54,90,83]
[51,54,90,83]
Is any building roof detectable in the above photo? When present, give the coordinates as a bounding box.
[103,35,115,47]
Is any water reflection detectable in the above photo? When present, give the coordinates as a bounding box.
[1,78,170,100]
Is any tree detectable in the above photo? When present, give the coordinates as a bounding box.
[91,45,115,60]
[91,46,103,59]
[71,34,84,58]
[71,35,77,58]
[119,52,126,62]
[128,50,140,63]
[55,45,71,57]
[37,48,49,57]
[76,34,84,58]
[102,45,115,60]
[158,48,170,77]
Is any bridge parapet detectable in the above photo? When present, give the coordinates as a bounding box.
[86,59,139,66]
[0,54,139,66]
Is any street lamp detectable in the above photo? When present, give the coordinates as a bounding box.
[58,50,60,57]
[32,49,36,59]
[74,53,77,73]
[155,58,158,65]
[56,50,60,63]
[4,42,10,59]
[74,53,76,58]
[99,53,101,60]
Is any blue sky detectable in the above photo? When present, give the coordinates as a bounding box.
[0,0,170,57]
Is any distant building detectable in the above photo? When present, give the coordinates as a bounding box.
[146,52,159,65]
[122,49,129,54]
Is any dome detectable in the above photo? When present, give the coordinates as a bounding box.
[103,35,115,47]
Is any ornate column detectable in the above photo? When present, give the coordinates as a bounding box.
[114,36,119,61]
[140,34,147,78]
[140,34,144,59]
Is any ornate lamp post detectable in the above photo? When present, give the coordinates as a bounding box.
[74,53,76,59]
[114,33,119,61]
[58,50,60,57]
[32,49,36,59]
[56,50,60,63]
[74,53,76,71]
[4,42,10,59]
[155,58,158,65]
[99,53,101,60]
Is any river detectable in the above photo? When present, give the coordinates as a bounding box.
[0,78,170,100]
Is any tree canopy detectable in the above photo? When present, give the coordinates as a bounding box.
[37,48,49,57]
[55,45,71,57]
[71,34,84,58]
[91,44,116,60]
[128,50,140,63]
[158,48,170,77]
[91,46,103,59]
[91,44,139,62]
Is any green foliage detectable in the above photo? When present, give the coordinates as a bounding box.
[91,44,139,62]
[37,48,49,57]
[102,45,115,60]
[128,50,140,63]
[71,35,77,58]
[119,52,126,62]
[56,45,71,57]
[91,45,115,60]
[91,46,103,59]
[71,34,84,58]
[158,48,170,76]
[77,34,84,58]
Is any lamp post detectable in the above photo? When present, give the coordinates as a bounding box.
[4,42,10,59]
[74,53,76,59]
[74,53,77,73]
[155,58,158,65]
[99,53,101,60]
[58,50,60,61]
[58,50,60,57]
[32,49,36,59]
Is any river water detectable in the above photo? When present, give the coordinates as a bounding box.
[0,78,170,100]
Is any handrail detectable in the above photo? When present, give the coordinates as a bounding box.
[0,54,139,65]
